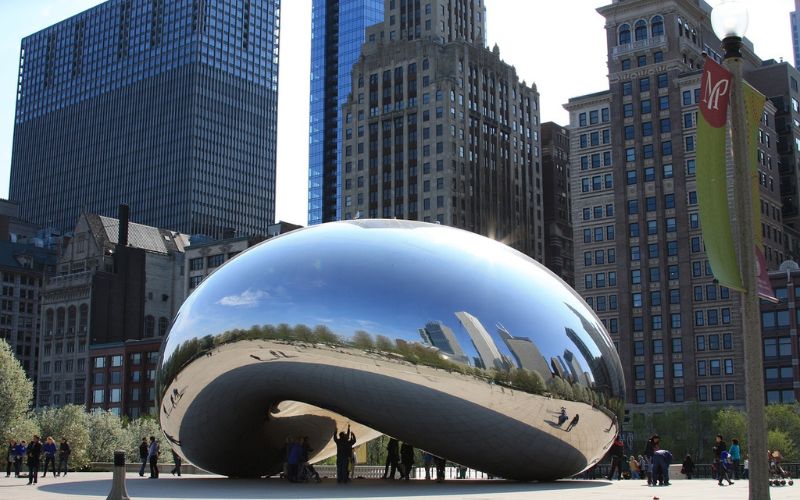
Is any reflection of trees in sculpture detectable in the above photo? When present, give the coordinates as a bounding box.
[159,323,621,417]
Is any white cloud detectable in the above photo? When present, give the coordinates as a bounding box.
[216,289,268,308]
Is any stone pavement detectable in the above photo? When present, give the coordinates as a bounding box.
[0,473,797,500]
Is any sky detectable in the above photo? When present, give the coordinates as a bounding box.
[0,0,794,227]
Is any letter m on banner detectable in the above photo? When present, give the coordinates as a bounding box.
[696,57,743,291]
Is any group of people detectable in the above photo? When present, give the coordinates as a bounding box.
[284,436,321,483]
[5,436,71,485]
[556,408,580,432]
[137,436,181,479]
[381,438,447,482]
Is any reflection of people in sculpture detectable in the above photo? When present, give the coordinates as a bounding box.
[333,425,356,483]
[557,407,569,426]
[382,438,399,479]
[565,414,580,432]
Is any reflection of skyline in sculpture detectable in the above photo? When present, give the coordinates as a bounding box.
[497,324,552,378]
[455,311,506,370]
[550,356,568,379]
[563,348,591,387]
[564,304,625,397]
[418,321,469,364]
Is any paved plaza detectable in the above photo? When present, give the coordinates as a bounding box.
[0,473,797,500]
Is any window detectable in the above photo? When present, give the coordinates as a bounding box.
[631,246,641,261]
[635,365,645,380]
[673,362,684,378]
[672,338,682,353]
[631,269,641,285]
[711,385,722,401]
[629,223,639,237]
[623,82,632,96]
[93,389,104,404]
[642,121,653,137]
[652,16,664,36]
[639,77,650,92]
[698,386,708,401]
[624,103,634,117]
[94,357,105,368]
[724,359,733,375]
[660,118,671,133]
[111,355,122,367]
[654,364,664,379]
[710,359,721,376]
[641,99,652,114]
[657,73,668,89]
[207,254,224,268]
[634,20,648,41]
[697,360,707,376]
[619,24,631,45]
[628,200,639,214]
[662,141,673,156]
[696,336,706,351]
[652,339,664,354]
[659,96,670,110]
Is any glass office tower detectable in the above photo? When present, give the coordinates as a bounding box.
[10,0,281,238]
[308,0,383,225]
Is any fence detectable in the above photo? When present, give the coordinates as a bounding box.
[581,462,799,480]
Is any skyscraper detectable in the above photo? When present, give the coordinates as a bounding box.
[541,122,574,286]
[308,0,384,225]
[455,311,504,370]
[10,0,281,238]
[338,0,544,260]
[567,0,785,408]
[418,320,468,363]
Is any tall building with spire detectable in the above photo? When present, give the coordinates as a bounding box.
[338,0,543,260]
[308,0,385,225]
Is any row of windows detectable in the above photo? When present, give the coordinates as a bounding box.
[632,384,735,404]
[93,368,156,386]
[621,73,669,96]
[617,16,664,45]
[620,51,664,71]
[577,108,610,127]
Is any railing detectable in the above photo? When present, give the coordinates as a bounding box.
[612,36,667,57]
[575,462,799,480]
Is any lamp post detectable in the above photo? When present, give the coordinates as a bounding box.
[710,2,769,499]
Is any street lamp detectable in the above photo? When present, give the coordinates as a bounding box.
[710,2,769,500]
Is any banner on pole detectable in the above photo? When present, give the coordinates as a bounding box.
[743,82,778,303]
[697,57,743,291]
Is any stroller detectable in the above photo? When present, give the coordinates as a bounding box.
[769,450,794,487]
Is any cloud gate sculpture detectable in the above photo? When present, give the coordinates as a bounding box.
[158,220,625,480]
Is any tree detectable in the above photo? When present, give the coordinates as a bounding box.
[35,405,91,470]
[124,417,168,464]
[712,407,747,457]
[765,404,800,440]
[351,330,374,350]
[86,410,128,462]
[0,339,34,443]
[767,429,798,462]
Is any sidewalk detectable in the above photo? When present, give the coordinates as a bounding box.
[0,472,796,499]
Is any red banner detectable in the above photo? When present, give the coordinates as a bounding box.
[700,58,732,128]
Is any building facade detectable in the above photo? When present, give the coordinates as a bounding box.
[541,122,574,286]
[36,211,187,412]
[308,0,385,225]
[339,0,544,260]
[760,260,800,404]
[10,0,281,238]
[567,0,785,408]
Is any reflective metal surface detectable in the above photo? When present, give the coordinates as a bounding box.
[158,220,625,480]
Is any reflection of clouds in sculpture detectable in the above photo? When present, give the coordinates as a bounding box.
[216,288,269,308]
[159,220,626,481]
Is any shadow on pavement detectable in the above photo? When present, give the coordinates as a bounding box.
[36,477,612,498]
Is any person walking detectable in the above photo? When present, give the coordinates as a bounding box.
[729,438,741,480]
[434,455,447,483]
[681,454,695,479]
[6,440,15,477]
[170,449,182,477]
[333,425,356,484]
[138,438,148,477]
[606,436,624,480]
[399,442,415,480]
[643,435,660,486]
[13,440,26,478]
[57,438,71,477]
[26,435,42,485]
[382,438,399,480]
[148,436,160,479]
[41,437,56,478]
[718,450,734,486]
[712,434,727,484]
[743,455,750,479]
[565,414,580,431]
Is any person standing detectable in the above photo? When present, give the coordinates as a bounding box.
[26,435,42,485]
[286,438,304,482]
[57,438,71,477]
[743,455,750,479]
[434,455,447,483]
[399,442,415,480]
[565,414,580,432]
[148,436,160,479]
[643,435,660,486]
[729,438,741,480]
[41,437,56,478]
[382,438,399,480]
[606,436,624,480]
[628,455,640,479]
[5,440,15,477]
[652,449,672,486]
[301,436,321,483]
[333,426,356,484]
[13,440,26,478]
[712,434,727,484]
[422,451,434,480]
[681,454,695,479]
[170,449,182,477]
[138,438,149,477]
